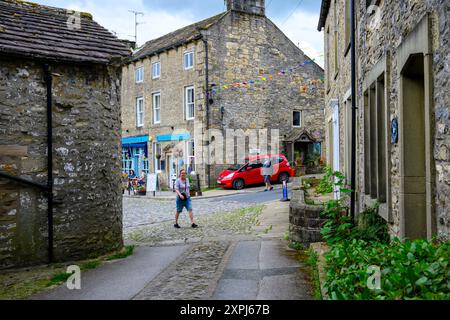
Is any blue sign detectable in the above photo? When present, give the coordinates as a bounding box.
[391,118,398,144]
[156,133,191,142]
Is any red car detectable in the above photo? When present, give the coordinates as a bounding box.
[217,154,295,190]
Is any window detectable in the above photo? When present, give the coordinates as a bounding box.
[345,0,351,47]
[184,51,194,70]
[334,0,339,73]
[364,75,387,203]
[344,98,352,180]
[185,86,195,120]
[136,97,144,127]
[122,149,132,174]
[293,111,302,127]
[152,62,160,79]
[135,67,144,83]
[153,92,161,124]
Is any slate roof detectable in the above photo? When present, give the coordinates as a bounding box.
[131,12,227,62]
[0,0,131,64]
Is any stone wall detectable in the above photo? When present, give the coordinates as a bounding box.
[0,57,123,269]
[289,188,326,245]
[322,0,449,239]
[204,11,325,162]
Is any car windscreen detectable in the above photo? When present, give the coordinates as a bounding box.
[227,164,244,171]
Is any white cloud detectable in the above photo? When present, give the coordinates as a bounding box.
[63,0,196,47]
[37,0,323,66]
[273,11,324,68]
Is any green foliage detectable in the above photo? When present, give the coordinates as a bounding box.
[324,239,450,300]
[288,241,305,251]
[80,260,100,270]
[47,272,71,287]
[320,197,353,245]
[106,245,135,261]
[316,166,347,195]
[307,249,323,300]
[353,204,390,244]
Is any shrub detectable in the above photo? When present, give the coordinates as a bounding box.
[324,238,450,300]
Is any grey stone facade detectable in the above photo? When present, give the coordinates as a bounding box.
[318,0,449,240]
[0,1,130,269]
[122,0,325,188]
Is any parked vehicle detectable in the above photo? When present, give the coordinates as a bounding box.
[217,154,295,190]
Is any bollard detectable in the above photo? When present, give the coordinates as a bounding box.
[280,180,290,202]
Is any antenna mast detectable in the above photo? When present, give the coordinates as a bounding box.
[129,10,144,45]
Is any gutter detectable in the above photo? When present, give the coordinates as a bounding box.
[350,0,357,221]
[44,64,54,263]
[202,37,211,189]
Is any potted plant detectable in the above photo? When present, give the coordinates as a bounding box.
[188,174,196,197]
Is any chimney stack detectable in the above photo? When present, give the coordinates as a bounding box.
[226,0,266,16]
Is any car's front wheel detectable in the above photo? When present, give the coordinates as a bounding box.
[232,178,245,190]
[278,172,290,183]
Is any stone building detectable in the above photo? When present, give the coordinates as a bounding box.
[121,0,325,188]
[0,0,130,269]
[318,0,449,240]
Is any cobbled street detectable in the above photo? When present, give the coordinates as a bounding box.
[116,193,312,301]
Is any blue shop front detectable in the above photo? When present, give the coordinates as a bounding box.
[121,135,149,177]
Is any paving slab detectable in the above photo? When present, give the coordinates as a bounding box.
[31,245,189,300]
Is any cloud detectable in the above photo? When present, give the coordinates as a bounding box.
[59,0,196,46]
[273,10,324,68]
[32,0,324,67]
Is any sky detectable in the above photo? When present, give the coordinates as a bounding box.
[32,0,324,67]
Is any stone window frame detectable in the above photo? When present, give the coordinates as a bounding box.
[136,96,145,128]
[152,61,161,79]
[183,50,195,70]
[397,14,435,239]
[152,91,161,124]
[343,89,352,182]
[135,66,144,83]
[185,86,195,121]
[362,53,392,223]
[292,110,302,128]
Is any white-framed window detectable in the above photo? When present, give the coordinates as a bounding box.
[152,62,160,79]
[153,92,161,124]
[135,67,144,83]
[185,86,195,120]
[293,110,302,127]
[136,97,144,127]
[184,51,194,70]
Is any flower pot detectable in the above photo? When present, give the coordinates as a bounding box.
[137,190,146,196]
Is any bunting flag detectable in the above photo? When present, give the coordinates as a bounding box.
[209,53,325,97]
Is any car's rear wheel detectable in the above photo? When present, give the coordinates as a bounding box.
[232,178,245,190]
[278,172,290,183]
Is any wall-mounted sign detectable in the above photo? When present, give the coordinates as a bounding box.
[391,117,399,144]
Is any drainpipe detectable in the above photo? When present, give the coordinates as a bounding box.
[202,37,211,189]
[43,64,54,263]
[350,0,357,221]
